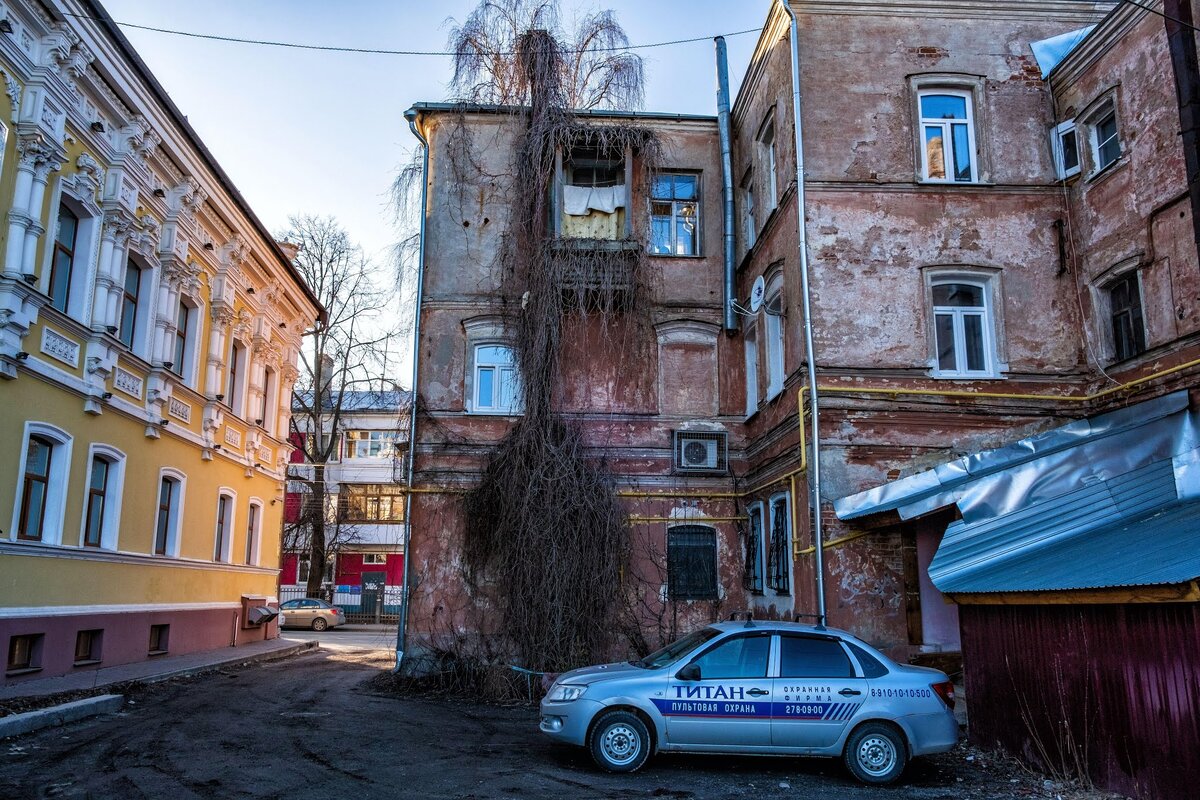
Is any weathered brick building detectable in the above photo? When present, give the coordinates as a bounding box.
[401,0,1199,682]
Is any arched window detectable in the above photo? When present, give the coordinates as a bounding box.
[214,490,236,562]
[154,470,186,557]
[80,444,125,550]
[763,274,785,398]
[767,493,792,594]
[245,500,263,565]
[745,502,765,593]
[11,423,73,545]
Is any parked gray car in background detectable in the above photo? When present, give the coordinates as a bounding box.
[278,598,346,631]
[539,621,957,784]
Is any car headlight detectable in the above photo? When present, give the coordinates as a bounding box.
[546,683,587,702]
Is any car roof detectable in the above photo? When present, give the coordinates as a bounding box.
[707,620,855,638]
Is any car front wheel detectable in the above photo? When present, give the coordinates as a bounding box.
[588,710,651,773]
[844,722,908,785]
[311,617,329,632]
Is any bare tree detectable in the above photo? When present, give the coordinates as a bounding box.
[283,215,395,597]
[447,0,644,110]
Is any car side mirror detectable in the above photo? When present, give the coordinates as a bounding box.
[677,663,701,682]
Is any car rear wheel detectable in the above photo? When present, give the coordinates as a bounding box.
[588,711,651,773]
[311,617,329,632]
[844,722,908,785]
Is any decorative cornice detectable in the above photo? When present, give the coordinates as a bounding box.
[787,0,1117,20]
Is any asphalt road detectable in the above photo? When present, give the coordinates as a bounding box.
[2,650,1101,800]
[282,625,398,652]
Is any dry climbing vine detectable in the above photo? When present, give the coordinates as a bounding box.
[458,28,662,678]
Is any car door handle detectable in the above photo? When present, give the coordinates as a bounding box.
[746,688,769,697]
[839,688,861,696]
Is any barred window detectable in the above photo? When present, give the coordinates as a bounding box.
[744,504,764,593]
[768,495,791,594]
[339,484,405,523]
[667,525,718,601]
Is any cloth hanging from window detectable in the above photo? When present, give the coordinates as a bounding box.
[563,184,626,216]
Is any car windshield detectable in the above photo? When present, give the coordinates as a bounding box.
[633,627,722,669]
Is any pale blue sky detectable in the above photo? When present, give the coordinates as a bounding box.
[102,0,768,261]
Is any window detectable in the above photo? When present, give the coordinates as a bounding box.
[214,493,234,562]
[362,553,387,565]
[472,344,520,414]
[260,367,276,432]
[1089,99,1121,173]
[779,636,855,679]
[74,629,102,665]
[154,475,182,556]
[227,341,247,415]
[83,456,111,548]
[919,90,976,183]
[744,324,759,416]
[1052,120,1081,179]
[649,174,699,256]
[339,484,405,523]
[6,633,42,673]
[667,525,718,601]
[172,302,190,376]
[741,169,756,250]
[767,494,791,594]
[245,502,261,565]
[931,280,993,377]
[17,436,54,541]
[846,641,890,678]
[1107,272,1146,362]
[50,205,79,313]
[745,503,765,594]
[12,423,72,545]
[148,624,169,655]
[560,145,628,240]
[297,554,334,585]
[758,115,778,210]
[764,278,785,398]
[343,430,401,459]
[689,634,770,680]
[118,260,142,348]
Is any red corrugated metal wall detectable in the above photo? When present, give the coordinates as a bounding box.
[960,603,1200,800]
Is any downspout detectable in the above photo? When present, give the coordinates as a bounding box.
[778,0,826,625]
[715,36,737,332]
[395,108,429,672]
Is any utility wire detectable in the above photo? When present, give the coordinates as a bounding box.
[61,12,761,56]
[1121,0,1200,33]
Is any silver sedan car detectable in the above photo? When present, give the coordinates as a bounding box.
[539,621,957,784]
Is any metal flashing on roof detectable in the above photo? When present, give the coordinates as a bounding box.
[1030,26,1095,77]
[834,391,1192,523]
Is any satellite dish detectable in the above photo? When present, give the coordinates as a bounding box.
[748,275,766,313]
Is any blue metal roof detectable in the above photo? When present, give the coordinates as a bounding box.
[1030,26,1095,77]
[928,458,1200,593]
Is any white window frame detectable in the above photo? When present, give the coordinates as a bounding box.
[757,113,778,211]
[260,366,277,435]
[929,277,997,378]
[744,322,759,417]
[154,468,186,558]
[1051,120,1081,180]
[117,254,157,359]
[740,168,756,251]
[10,422,73,546]
[470,342,520,415]
[343,430,401,460]
[226,339,249,418]
[362,553,387,566]
[245,498,263,566]
[763,275,785,399]
[648,172,701,257]
[1085,96,1122,176]
[172,296,203,389]
[214,488,236,563]
[78,443,126,551]
[917,88,979,184]
[46,190,102,324]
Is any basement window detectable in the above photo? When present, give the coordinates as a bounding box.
[148,624,169,656]
[6,633,43,674]
[74,629,103,666]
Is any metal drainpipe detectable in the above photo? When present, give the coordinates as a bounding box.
[715,36,737,332]
[394,108,429,672]
[778,0,826,625]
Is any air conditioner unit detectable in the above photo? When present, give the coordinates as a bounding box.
[674,430,728,474]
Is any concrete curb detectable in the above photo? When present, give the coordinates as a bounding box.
[135,640,319,687]
[0,694,124,738]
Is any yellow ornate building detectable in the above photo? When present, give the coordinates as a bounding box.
[0,0,322,682]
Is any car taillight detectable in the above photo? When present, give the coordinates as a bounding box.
[932,680,955,710]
